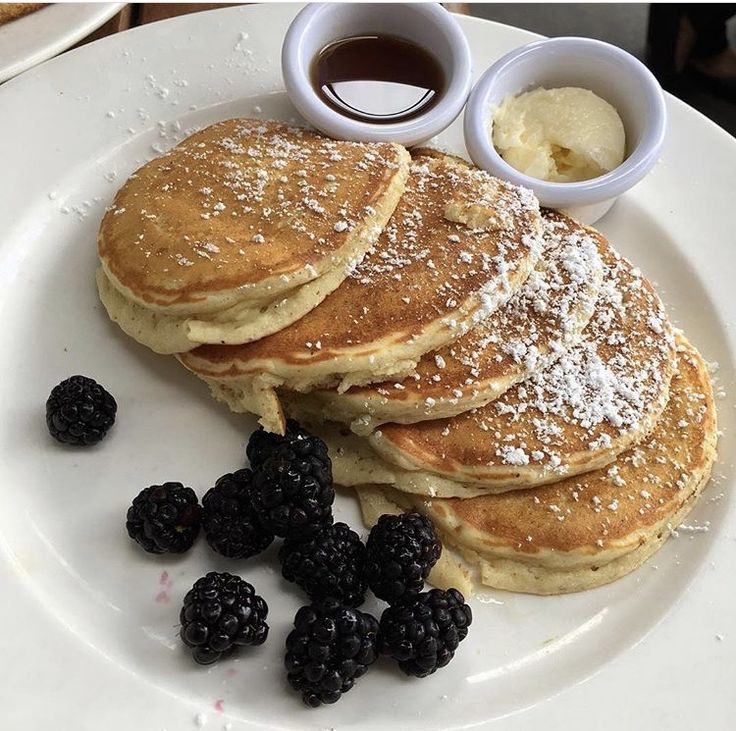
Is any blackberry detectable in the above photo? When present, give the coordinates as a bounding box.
[251,450,334,539]
[365,512,442,603]
[279,522,367,606]
[246,419,329,472]
[285,598,379,707]
[46,375,117,446]
[180,572,269,665]
[379,588,472,678]
[126,482,202,554]
[202,469,274,559]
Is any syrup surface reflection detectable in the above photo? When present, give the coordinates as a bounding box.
[312,35,445,124]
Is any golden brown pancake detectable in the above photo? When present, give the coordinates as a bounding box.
[285,210,603,433]
[360,336,717,594]
[367,237,677,493]
[180,153,545,432]
[98,118,410,352]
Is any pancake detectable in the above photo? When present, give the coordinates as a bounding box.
[284,211,603,434]
[352,336,718,594]
[97,118,410,353]
[180,153,545,433]
[364,238,677,495]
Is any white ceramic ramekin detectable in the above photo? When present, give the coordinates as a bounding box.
[281,2,472,146]
[464,37,667,224]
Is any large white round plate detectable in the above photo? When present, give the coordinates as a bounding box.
[0,2,124,82]
[1,4,734,729]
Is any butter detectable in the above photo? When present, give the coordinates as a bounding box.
[491,87,625,183]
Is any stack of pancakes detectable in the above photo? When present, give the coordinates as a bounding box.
[98,119,411,354]
[97,120,718,596]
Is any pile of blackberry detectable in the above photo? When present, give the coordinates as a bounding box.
[48,372,475,706]
[118,414,473,706]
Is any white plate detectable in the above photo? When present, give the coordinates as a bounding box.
[1,4,735,729]
[0,2,125,82]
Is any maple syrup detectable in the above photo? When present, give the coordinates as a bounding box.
[312,35,445,124]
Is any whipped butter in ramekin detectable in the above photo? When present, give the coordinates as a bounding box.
[491,86,626,184]
[463,37,667,224]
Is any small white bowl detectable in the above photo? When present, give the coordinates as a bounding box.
[463,37,667,224]
[281,2,472,146]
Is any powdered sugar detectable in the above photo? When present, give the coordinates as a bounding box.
[271,154,542,357]
[469,239,676,470]
[350,212,602,417]
[376,215,677,482]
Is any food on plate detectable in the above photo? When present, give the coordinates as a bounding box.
[180,572,269,665]
[96,119,410,354]
[201,469,274,559]
[279,521,368,607]
[345,337,717,594]
[249,425,335,538]
[82,94,717,698]
[378,587,472,677]
[125,482,202,554]
[284,206,603,434]
[179,150,545,433]
[45,374,117,446]
[365,512,441,604]
[492,86,626,182]
[285,598,380,707]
